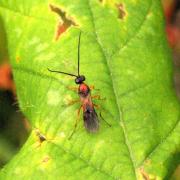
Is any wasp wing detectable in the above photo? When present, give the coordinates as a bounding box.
[83,105,99,133]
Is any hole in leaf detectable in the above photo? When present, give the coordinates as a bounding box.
[49,4,78,41]
[116,3,126,20]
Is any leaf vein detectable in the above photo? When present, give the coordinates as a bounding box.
[0,4,49,21]
[51,141,116,179]
[139,114,180,167]
[111,0,153,58]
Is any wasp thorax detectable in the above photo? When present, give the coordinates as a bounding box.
[79,83,90,97]
[75,75,85,84]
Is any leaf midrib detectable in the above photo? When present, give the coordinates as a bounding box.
[86,0,153,179]
[86,0,136,178]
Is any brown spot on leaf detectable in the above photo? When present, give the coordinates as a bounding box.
[144,159,151,165]
[139,168,150,180]
[116,3,126,20]
[42,156,50,163]
[35,129,46,144]
[49,4,78,41]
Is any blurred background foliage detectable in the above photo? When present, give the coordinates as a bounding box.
[0,0,179,178]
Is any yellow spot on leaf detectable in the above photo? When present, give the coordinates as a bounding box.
[59,131,66,138]
[47,90,60,106]
[34,52,56,62]
[36,43,49,53]
[42,156,50,163]
[16,56,21,63]
[29,37,41,46]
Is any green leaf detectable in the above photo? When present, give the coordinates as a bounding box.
[0,0,179,179]
[0,15,8,64]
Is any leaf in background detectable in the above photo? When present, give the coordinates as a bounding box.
[0,135,16,166]
[0,14,8,65]
[0,0,179,179]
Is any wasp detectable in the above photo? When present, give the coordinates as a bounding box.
[48,32,110,138]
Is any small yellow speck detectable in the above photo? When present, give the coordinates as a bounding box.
[47,90,60,106]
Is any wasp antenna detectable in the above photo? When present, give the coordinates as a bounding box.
[47,68,78,77]
[77,31,81,76]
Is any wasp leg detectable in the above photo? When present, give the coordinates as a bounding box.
[93,103,99,109]
[89,85,100,91]
[68,105,82,140]
[67,99,80,106]
[91,95,106,101]
[99,112,111,127]
[89,85,95,90]
[61,99,80,108]
[93,104,111,127]
[67,86,78,91]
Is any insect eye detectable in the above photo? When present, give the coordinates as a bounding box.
[75,78,80,84]
[75,76,85,84]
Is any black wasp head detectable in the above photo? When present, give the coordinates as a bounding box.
[75,75,85,84]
